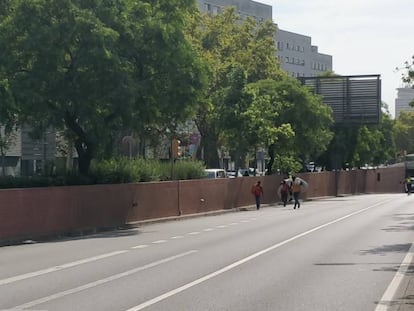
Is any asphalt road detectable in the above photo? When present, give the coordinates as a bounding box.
[1,194,413,311]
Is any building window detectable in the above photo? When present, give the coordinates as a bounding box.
[277,41,283,50]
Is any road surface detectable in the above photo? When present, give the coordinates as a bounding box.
[1,194,413,310]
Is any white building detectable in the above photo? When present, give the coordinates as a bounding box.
[395,87,414,118]
[276,29,332,78]
[197,0,333,78]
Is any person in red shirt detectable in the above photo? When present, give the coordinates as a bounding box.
[279,180,290,207]
[251,181,264,210]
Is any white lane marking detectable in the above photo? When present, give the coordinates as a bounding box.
[171,235,185,239]
[152,240,167,244]
[13,250,198,310]
[132,245,149,249]
[229,223,239,226]
[0,251,128,286]
[126,200,391,311]
[241,220,249,223]
[216,225,227,229]
[188,232,201,235]
[203,228,214,232]
[375,242,414,311]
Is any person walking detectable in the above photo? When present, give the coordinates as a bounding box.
[405,177,412,195]
[291,176,306,209]
[278,180,290,207]
[251,180,264,210]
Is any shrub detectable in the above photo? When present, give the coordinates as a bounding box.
[0,158,206,188]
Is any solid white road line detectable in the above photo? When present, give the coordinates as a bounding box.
[375,242,414,311]
[0,250,128,286]
[126,200,392,311]
[13,250,198,310]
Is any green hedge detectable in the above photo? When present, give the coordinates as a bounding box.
[0,158,206,189]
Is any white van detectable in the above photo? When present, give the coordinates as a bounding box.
[204,169,227,179]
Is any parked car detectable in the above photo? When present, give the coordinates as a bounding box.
[227,170,243,178]
[204,169,227,179]
[238,168,254,177]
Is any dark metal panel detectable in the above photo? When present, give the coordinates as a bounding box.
[299,74,381,124]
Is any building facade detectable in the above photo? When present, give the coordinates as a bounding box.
[276,29,332,78]
[0,126,57,176]
[395,87,414,118]
[197,0,271,22]
[197,0,333,78]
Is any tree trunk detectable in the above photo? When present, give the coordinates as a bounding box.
[197,134,220,168]
[195,116,220,168]
[65,112,95,175]
[75,139,94,175]
[267,145,275,175]
[1,151,5,177]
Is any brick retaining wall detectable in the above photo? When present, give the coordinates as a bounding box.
[0,166,405,244]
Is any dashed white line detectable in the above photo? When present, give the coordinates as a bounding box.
[0,250,128,286]
[1,216,259,288]
[171,235,185,239]
[13,251,198,310]
[152,240,167,244]
[132,245,149,249]
[125,200,391,311]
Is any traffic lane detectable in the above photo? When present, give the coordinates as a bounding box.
[0,193,399,281]
[0,196,402,308]
[0,211,275,309]
[1,193,393,290]
[127,195,414,311]
[1,194,410,310]
[0,195,353,280]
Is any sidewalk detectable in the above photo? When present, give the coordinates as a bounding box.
[382,259,414,311]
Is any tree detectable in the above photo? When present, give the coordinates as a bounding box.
[318,104,397,169]
[0,125,17,176]
[395,111,414,156]
[243,78,333,173]
[0,0,206,174]
[187,8,283,168]
[0,78,19,176]
[400,55,414,86]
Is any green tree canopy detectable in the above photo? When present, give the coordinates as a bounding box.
[187,7,284,168]
[0,0,206,174]
[319,105,396,169]
[395,111,414,156]
[242,78,334,173]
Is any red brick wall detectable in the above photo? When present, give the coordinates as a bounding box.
[0,166,406,243]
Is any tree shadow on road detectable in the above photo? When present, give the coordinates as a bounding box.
[360,243,412,256]
[383,213,414,232]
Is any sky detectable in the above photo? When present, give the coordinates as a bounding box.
[257,0,414,118]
